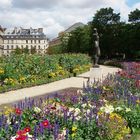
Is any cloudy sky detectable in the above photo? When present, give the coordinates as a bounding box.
[0,0,140,39]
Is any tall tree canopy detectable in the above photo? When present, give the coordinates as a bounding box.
[129,9,140,23]
[93,7,120,26]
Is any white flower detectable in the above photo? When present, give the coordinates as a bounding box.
[100,104,114,114]
[125,108,131,112]
[86,109,90,115]
[69,107,75,112]
[7,118,11,125]
[75,108,80,112]
[81,103,87,108]
[77,89,83,94]
[74,108,81,116]
[115,107,123,111]
[75,116,82,120]
[34,107,41,113]
[10,136,16,140]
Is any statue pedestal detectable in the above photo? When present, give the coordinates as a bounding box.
[90,67,102,82]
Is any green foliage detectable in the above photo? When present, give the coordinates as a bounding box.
[119,105,140,134]
[31,47,37,54]
[0,54,91,92]
[59,7,140,60]
[47,44,64,54]
[93,7,120,26]
[129,9,140,23]
[103,60,123,68]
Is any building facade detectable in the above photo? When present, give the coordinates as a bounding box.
[0,26,4,56]
[1,27,49,56]
[49,22,84,47]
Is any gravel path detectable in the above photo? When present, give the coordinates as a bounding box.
[0,65,120,106]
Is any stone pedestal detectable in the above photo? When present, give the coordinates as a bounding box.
[90,67,102,82]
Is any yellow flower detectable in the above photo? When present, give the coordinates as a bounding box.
[136,99,140,104]
[71,133,76,138]
[103,86,110,91]
[73,68,79,73]
[3,106,14,116]
[57,66,63,70]
[48,72,56,78]
[0,68,4,74]
[72,126,77,132]
[19,76,26,83]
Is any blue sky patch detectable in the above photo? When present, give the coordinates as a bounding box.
[126,0,140,7]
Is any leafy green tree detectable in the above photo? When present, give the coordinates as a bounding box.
[129,9,140,23]
[92,7,121,58]
[14,48,22,54]
[23,47,29,54]
[93,7,120,27]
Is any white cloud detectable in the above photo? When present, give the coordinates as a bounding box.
[0,0,139,39]
[133,2,140,9]
[0,0,12,9]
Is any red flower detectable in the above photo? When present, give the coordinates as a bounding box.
[15,108,22,115]
[16,130,26,136]
[15,135,27,140]
[42,120,49,128]
[24,127,31,133]
[135,80,140,88]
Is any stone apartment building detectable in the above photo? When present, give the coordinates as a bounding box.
[0,26,5,56]
[49,22,85,47]
[0,27,49,56]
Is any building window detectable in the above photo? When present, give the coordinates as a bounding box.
[34,45,36,49]
[38,45,40,49]
[34,40,36,43]
[21,45,23,49]
[16,45,18,49]
[26,45,28,48]
[7,45,9,50]
[31,40,32,43]
[26,40,28,43]
[39,40,40,43]
[11,45,13,50]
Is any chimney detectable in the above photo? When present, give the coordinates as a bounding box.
[14,27,17,34]
[38,28,43,33]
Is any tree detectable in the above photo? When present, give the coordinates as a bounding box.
[23,47,29,54]
[129,9,140,23]
[14,48,22,54]
[93,7,120,26]
[92,8,121,58]
[31,47,36,54]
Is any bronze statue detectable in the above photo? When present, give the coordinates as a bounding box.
[93,28,100,67]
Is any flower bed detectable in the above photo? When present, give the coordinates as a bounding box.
[0,54,91,93]
[0,62,140,139]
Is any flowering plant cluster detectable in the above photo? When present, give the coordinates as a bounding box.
[0,62,140,139]
[0,54,91,93]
